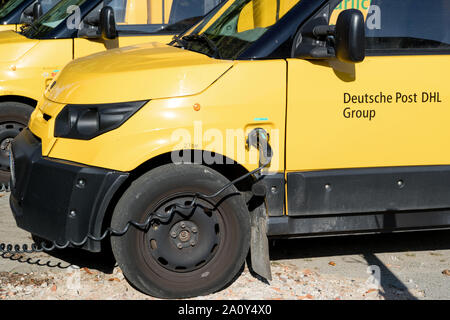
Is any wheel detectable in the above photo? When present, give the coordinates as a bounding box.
[0,102,34,184]
[111,164,250,298]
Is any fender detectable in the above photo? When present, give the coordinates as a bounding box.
[0,91,40,105]
[45,60,287,174]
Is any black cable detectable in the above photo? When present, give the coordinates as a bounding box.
[0,162,269,255]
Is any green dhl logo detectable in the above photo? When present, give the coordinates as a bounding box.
[335,0,372,10]
[334,0,380,30]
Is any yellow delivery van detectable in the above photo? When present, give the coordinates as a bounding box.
[0,0,223,183]
[10,0,450,298]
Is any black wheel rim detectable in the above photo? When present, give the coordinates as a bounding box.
[0,122,25,172]
[144,195,222,273]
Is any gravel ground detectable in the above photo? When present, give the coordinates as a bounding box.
[0,262,387,300]
[1,192,449,300]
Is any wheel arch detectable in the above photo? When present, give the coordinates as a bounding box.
[0,95,38,108]
[98,150,255,241]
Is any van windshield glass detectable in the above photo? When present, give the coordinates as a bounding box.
[176,0,301,59]
[22,0,88,39]
[0,0,26,20]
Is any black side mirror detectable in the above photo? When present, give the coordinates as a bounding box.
[19,1,38,24]
[292,9,365,63]
[335,9,365,63]
[100,6,117,40]
[32,2,43,21]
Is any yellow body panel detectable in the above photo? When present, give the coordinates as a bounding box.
[32,52,450,176]
[196,2,233,34]
[125,0,174,25]
[31,58,287,173]
[0,37,71,101]
[28,0,450,175]
[47,43,234,104]
[29,98,58,155]
[0,24,17,31]
[73,35,173,59]
[0,0,184,105]
[238,0,300,32]
[149,0,174,24]
[22,1,449,224]
[125,0,148,24]
[0,30,37,62]
[286,55,450,172]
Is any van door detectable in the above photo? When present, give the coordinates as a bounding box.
[73,0,221,59]
[285,0,450,216]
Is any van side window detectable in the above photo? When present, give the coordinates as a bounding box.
[365,0,450,54]
[117,0,224,35]
[41,0,61,13]
[331,0,450,54]
[106,0,127,23]
[169,0,222,24]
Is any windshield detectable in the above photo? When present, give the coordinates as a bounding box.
[23,0,88,38]
[175,0,301,59]
[22,0,224,39]
[0,0,26,19]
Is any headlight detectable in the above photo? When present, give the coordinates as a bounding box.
[54,101,148,140]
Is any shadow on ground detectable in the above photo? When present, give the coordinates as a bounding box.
[269,229,450,260]
[5,228,448,299]
[1,242,117,274]
[269,229,450,300]
[45,246,117,274]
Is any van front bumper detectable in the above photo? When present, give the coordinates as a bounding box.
[10,129,129,252]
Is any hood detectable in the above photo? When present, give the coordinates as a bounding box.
[0,25,16,32]
[0,30,38,62]
[46,42,234,105]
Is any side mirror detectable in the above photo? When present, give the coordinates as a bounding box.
[100,6,117,40]
[335,9,365,63]
[292,9,365,63]
[78,6,117,40]
[19,1,39,24]
[32,2,43,21]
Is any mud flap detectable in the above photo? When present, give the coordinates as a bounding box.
[250,205,272,280]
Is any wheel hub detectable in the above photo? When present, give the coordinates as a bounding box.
[144,196,221,273]
[0,138,12,151]
[170,220,198,249]
[0,122,25,172]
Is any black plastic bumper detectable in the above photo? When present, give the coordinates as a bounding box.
[10,129,129,252]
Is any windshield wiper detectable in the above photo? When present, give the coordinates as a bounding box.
[170,34,188,49]
[19,23,31,34]
[182,34,222,59]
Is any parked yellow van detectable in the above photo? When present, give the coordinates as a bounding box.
[10,0,450,298]
[0,0,222,182]
[0,0,61,32]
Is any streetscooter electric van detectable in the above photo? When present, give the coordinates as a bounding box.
[0,0,60,32]
[10,0,450,298]
[0,0,223,183]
